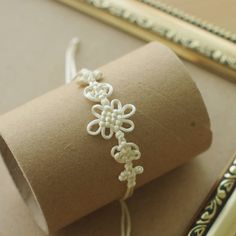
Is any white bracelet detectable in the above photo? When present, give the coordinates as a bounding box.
[75,69,144,200]
[65,38,144,236]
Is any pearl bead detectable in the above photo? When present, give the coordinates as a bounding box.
[106,117,111,122]
[104,105,110,111]
[114,125,119,132]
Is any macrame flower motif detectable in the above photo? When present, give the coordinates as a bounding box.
[111,142,141,163]
[87,99,136,139]
[75,68,113,102]
[111,142,143,188]
[84,82,113,102]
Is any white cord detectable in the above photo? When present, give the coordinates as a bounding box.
[65,37,80,84]
[65,38,144,236]
[120,199,131,236]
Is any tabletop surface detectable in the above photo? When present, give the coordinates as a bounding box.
[0,1,236,236]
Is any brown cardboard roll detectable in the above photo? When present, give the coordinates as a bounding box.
[0,42,212,233]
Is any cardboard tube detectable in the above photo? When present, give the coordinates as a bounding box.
[0,42,212,233]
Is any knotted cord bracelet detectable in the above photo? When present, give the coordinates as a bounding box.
[65,38,144,236]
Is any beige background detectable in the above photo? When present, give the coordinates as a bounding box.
[0,1,236,236]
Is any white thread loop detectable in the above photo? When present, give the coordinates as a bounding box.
[87,99,135,139]
[65,37,80,84]
[65,38,144,236]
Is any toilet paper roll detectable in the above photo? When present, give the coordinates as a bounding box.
[0,42,212,233]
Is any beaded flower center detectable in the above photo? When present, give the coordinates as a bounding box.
[100,106,122,131]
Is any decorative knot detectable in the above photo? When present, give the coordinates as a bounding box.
[75,68,103,85]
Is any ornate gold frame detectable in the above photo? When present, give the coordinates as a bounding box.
[57,0,236,80]
[187,152,236,236]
